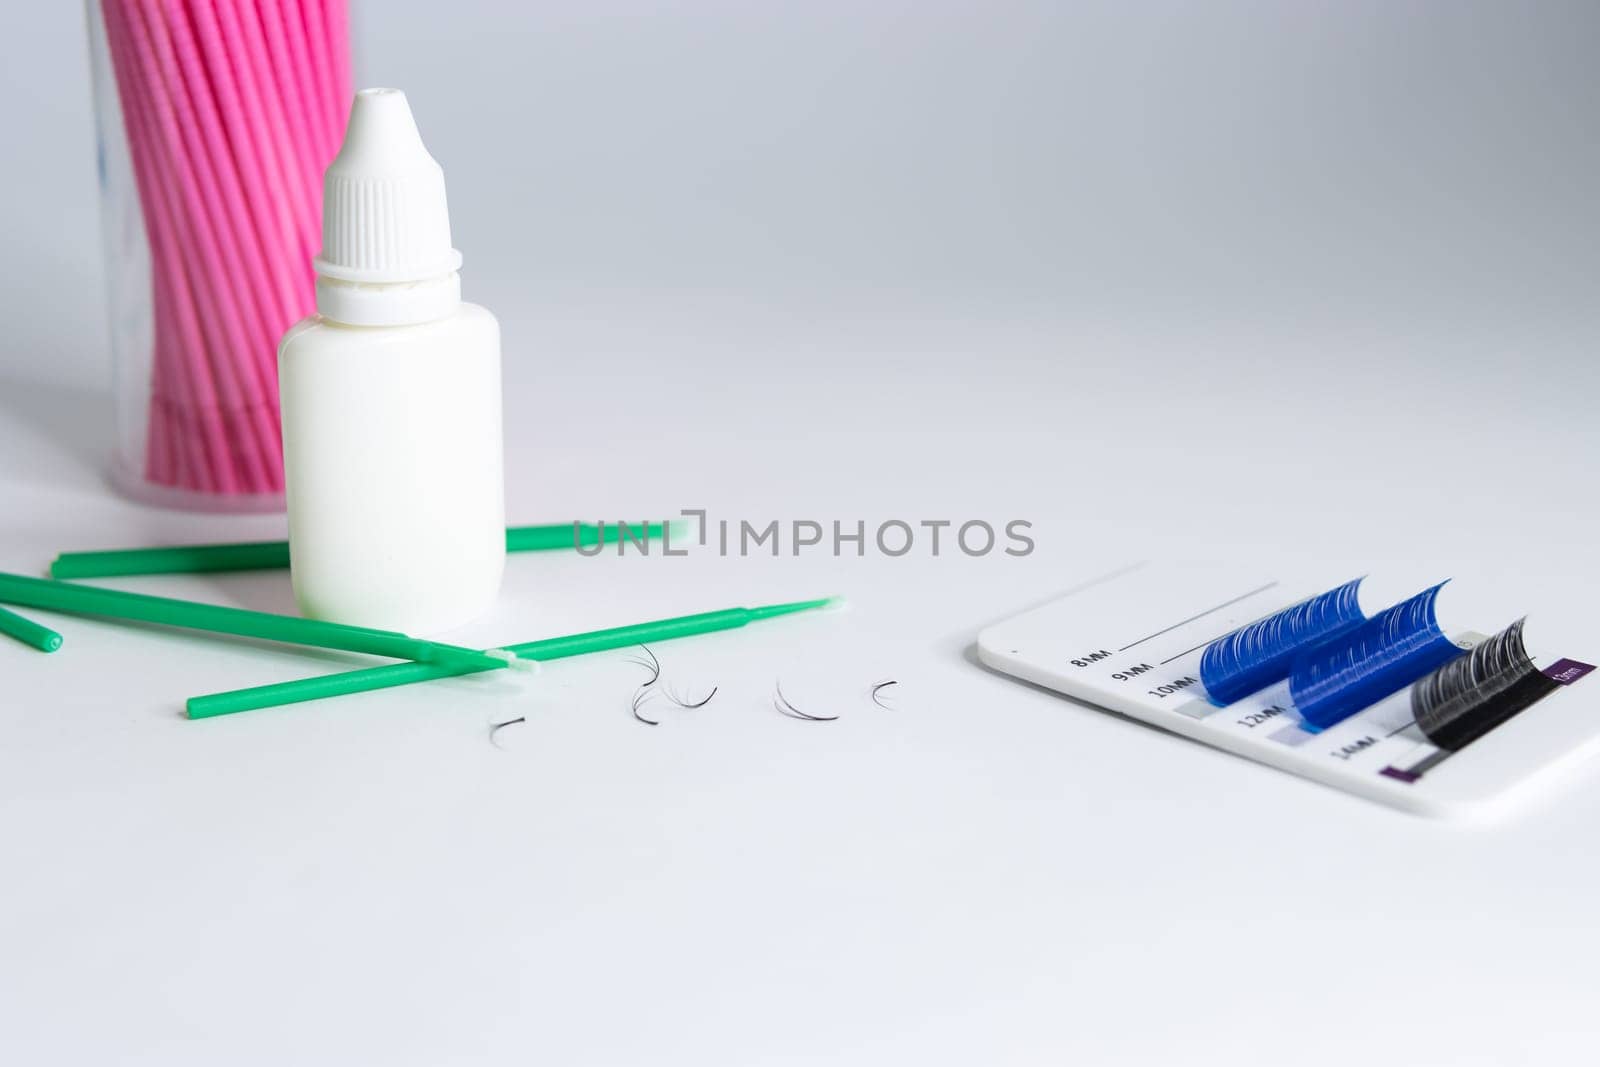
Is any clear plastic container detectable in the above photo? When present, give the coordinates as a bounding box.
[85,0,352,512]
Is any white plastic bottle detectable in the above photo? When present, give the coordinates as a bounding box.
[279,88,504,634]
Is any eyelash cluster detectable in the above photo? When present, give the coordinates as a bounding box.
[1411,618,1555,752]
[625,644,719,726]
[1199,579,1365,705]
[1289,584,1462,731]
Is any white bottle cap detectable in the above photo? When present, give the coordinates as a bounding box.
[314,88,464,326]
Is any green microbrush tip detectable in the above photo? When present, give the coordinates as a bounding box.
[0,604,63,653]
[747,595,843,621]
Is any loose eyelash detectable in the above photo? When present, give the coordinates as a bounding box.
[489,716,526,749]
[625,644,661,685]
[626,644,663,725]
[870,680,898,708]
[631,685,660,726]
[665,683,718,709]
[625,645,720,719]
[773,680,837,722]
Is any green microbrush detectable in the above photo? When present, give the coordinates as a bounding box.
[187,596,839,718]
[0,572,527,672]
[48,522,672,579]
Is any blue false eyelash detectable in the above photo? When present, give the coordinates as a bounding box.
[1200,578,1365,706]
[1290,583,1464,732]
[1412,618,1556,752]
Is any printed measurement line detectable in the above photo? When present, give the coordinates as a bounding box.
[1159,638,1214,665]
[1118,582,1280,652]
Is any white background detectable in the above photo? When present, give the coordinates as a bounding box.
[3,2,1599,1064]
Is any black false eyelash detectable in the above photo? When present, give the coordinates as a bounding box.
[625,645,719,718]
[489,716,526,749]
[631,685,660,726]
[773,681,837,722]
[1411,618,1556,751]
[665,683,718,709]
[870,680,898,708]
[625,645,661,686]
[627,644,663,725]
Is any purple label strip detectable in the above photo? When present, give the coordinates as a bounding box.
[1544,659,1596,685]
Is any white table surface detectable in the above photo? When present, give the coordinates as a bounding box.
[4,3,1599,1064]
